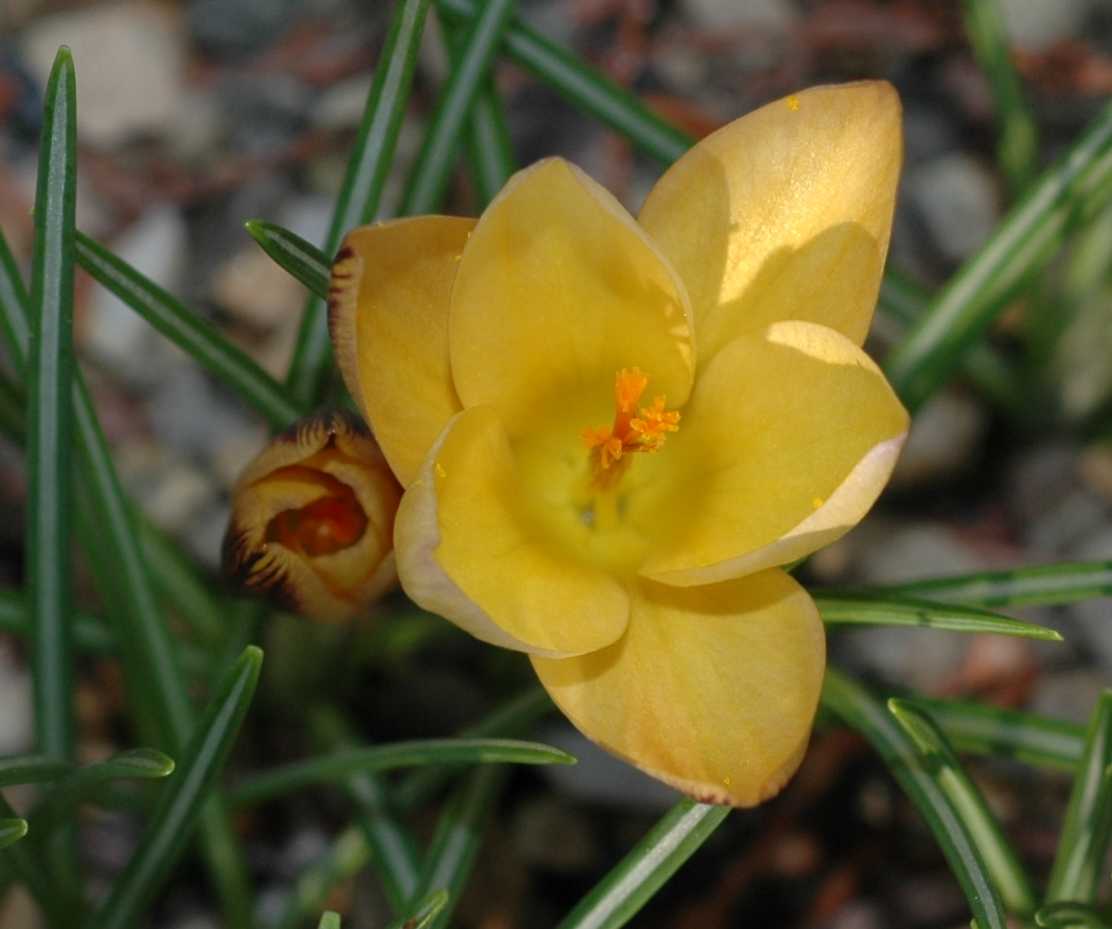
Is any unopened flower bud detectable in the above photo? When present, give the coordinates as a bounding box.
[223,411,401,621]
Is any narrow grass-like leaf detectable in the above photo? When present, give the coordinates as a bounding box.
[87,646,263,929]
[412,767,503,929]
[76,231,304,429]
[285,0,433,408]
[29,748,175,834]
[555,798,729,929]
[0,233,31,377]
[886,101,1112,410]
[822,668,1009,929]
[437,0,690,164]
[273,826,370,929]
[400,0,516,214]
[244,220,330,300]
[814,593,1061,640]
[318,914,342,929]
[28,44,77,773]
[912,698,1084,771]
[389,889,450,929]
[0,819,28,849]
[1,789,72,921]
[0,754,70,787]
[0,227,252,926]
[311,707,421,913]
[961,0,1038,194]
[848,561,1112,608]
[1046,690,1112,903]
[229,738,575,809]
[392,688,555,812]
[889,700,1037,916]
[1036,902,1111,928]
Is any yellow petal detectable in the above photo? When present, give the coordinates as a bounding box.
[329,216,474,487]
[395,405,629,657]
[532,570,825,807]
[223,411,401,622]
[639,82,901,361]
[640,321,908,586]
[449,158,696,437]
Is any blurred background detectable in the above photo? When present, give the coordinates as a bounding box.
[0,1,1111,927]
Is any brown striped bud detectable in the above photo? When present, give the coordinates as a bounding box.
[223,410,402,621]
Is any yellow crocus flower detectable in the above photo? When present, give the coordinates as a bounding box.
[329,82,909,805]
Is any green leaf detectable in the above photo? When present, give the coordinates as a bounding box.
[0,230,31,380]
[0,753,71,787]
[437,0,689,165]
[412,767,503,929]
[29,748,175,835]
[228,737,575,809]
[75,231,304,430]
[555,799,729,929]
[1046,690,1112,903]
[961,0,1038,195]
[1036,901,1111,928]
[310,707,421,914]
[388,889,450,929]
[846,561,1112,608]
[400,0,517,215]
[822,668,1009,929]
[244,220,330,300]
[87,647,263,929]
[318,914,342,929]
[888,700,1037,916]
[272,827,370,929]
[285,0,433,408]
[0,819,28,850]
[814,593,1061,640]
[392,687,555,812]
[912,697,1084,771]
[886,100,1112,410]
[0,789,73,921]
[28,44,77,772]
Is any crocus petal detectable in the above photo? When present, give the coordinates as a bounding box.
[532,570,824,807]
[449,158,696,437]
[329,217,473,486]
[640,321,908,586]
[395,405,630,657]
[639,82,901,362]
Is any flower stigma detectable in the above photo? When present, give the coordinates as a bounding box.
[264,466,369,557]
[582,368,680,489]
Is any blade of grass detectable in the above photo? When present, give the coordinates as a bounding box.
[437,0,690,164]
[87,646,263,929]
[843,561,1112,608]
[75,231,304,429]
[412,766,504,929]
[318,914,342,929]
[273,826,371,929]
[1036,902,1111,928]
[390,889,449,929]
[0,230,31,366]
[886,101,1112,410]
[0,226,252,927]
[889,700,1037,916]
[554,798,729,929]
[29,749,175,835]
[399,0,516,215]
[1,789,74,920]
[0,754,70,787]
[822,668,1009,929]
[815,593,1060,640]
[310,707,421,913]
[1046,690,1112,903]
[911,697,1084,771]
[393,687,555,811]
[28,42,77,777]
[961,0,1038,195]
[285,0,433,408]
[244,220,330,300]
[228,738,575,809]
[0,820,27,850]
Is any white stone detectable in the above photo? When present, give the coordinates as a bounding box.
[998,0,1095,51]
[684,0,796,31]
[908,153,1000,263]
[21,0,186,148]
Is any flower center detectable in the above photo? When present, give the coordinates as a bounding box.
[582,368,680,488]
[264,467,369,557]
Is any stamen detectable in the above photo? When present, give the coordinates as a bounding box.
[582,369,681,482]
